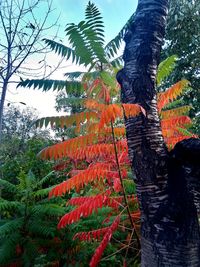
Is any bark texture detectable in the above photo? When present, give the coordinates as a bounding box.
[117,0,200,266]
[0,81,8,141]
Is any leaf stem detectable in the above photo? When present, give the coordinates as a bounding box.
[110,120,140,249]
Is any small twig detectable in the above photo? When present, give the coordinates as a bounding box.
[125,230,134,260]
[110,120,141,249]
[101,241,136,261]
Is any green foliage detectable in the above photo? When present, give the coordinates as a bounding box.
[157,55,177,86]
[163,0,200,133]
[105,13,135,59]
[0,171,72,266]
[0,106,53,184]
[65,1,107,67]
[18,79,84,94]
[55,94,85,113]
[0,179,18,194]
[43,38,79,63]
[110,55,123,68]
[17,1,129,94]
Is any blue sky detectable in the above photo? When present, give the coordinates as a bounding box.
[8,0,138,117]
[55,0,138,42]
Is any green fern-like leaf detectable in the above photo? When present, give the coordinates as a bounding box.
[110,56,123,68]
[43,39,80,63]
[163,99,185,110]
[17,79,84,94]
[157,55,178,86]
[84,2,107,64]
[122,179,136,194]
[17,79,66,91]
[85,1,105,45]
[28,220,56,238]
[37,171,55,187]
[100,71,116,89]
[82,71,100,81]
[0,179,18,194]
[33,187,52,199]
[65,2,107,66]
[0,218,23,238]
[0,199,23,213]
[0,232,21,264]
[35,110,99,130]
[66,22,95,66]
[31,204,66,217]
[64,71,86,80]
[105,13,135,59]
[56,96,85,111]
[64,70,100,82]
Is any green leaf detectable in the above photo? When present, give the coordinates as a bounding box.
[33,187,52,199]
[56,96,85,110]
[64,71,86,80]
[28,220,56,238]
[0,218,23,238]
[37,171,55,187]
[157,55,178,86]
[43,39,79,63]
[0,179,18,194]
[17,79,84,94]
[105,13,135,58]
[100,71,116,88]
[176,127,194,136]
[66,23,95,66]
[110,56,123,68]
[31,204,66,217]
[0,199,23,213]
[0,232,21,264]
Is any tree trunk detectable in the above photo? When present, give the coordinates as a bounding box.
[117,0,200,266]
[0,80,8,142]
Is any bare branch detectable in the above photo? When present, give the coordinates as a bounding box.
[0,0,61,141]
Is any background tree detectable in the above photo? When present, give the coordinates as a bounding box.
[117,0,200,266]
[0,0,60,141]
[1,105,49,140]
[163,0,200,133]
[0,106,53,183]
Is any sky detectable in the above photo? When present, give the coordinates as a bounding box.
[6,0,138,117]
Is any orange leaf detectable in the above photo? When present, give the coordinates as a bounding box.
[99,104,122,127]
[84,99,106,112]
[160,105,191,119]
[38,134,98,160]
[122,103,146,117]
[157,80,190,111]
[161,116,191,129]
[164,135,196,149]
[49,168,109,197]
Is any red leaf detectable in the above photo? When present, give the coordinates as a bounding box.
[73,226,110,241]
[89,216,120,267]
[58,194,109,228]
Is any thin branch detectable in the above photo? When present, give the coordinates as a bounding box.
[110,120,141,249]
[0,9,9,43]
[101,241,136,262]
[124,230,134,260]
[10,0,54,77]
